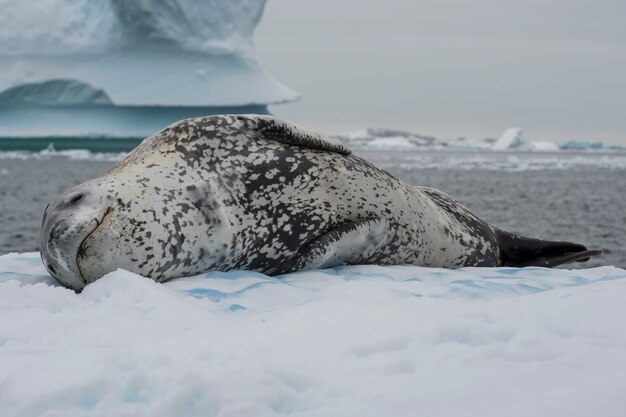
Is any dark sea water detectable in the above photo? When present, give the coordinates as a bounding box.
[1,150,624,268]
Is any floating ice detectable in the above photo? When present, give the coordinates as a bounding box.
[0,0,297,136]
[333,129,439,150]
[493,127,525,150]
[560,140,625,151]
[0,147,126,162]
[0,0,296,107]
[336,128,623,153]
[1,252,625,416]
[493,128,559,151]
[0,79,113,107]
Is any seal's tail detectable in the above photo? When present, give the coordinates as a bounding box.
[494,228,601,268]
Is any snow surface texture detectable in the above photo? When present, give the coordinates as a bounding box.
[1,252,625,417]
[0,0,297,107]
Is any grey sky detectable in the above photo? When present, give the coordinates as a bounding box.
[255,0,626,144]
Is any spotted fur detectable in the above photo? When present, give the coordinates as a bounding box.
[41,115,503,290]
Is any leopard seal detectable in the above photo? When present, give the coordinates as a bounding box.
[40,115,599,290]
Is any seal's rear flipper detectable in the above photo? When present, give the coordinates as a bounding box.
[494,229,601,268]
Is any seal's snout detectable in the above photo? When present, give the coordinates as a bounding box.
[40,215,85,291]
[48,219,69,241]
[40,187,101,291]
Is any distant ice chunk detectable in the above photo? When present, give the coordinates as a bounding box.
[493,128,559,151]
[334,128,440,150]
[493,128,525,150]
[335,127,564,153]
[0,79,112,107]
[366,136,416,149]
[527,140,560,151]
[0,104,271,137]
[560,140,625,152]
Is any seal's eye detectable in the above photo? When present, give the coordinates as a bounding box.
[68,193,84,205]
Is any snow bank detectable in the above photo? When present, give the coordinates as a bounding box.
[1,252,625,417]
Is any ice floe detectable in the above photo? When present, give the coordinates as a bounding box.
[1,252,625,417]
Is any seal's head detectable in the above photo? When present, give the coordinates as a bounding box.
[40,180,114,291]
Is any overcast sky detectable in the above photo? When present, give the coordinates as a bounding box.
[255,0,626,144]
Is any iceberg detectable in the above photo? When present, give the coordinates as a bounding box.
[559,140,625,152]
[526,140,561,152]
[333,128,442,150]
[493,128,560,152]
[0,79,113,106]
[334,128,565,153]
[493,127,525,150]
[0,0,298,136]
[334,126,623,154]
[1,251,626,416]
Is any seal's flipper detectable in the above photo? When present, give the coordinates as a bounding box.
[495,229,601,268]
[245,115,352,155]
[275,218,396,274]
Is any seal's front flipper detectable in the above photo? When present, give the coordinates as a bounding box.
[495,229,601,268]
[275,218,397,274]
[244,115,352,155]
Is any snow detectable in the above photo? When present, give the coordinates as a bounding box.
[0,0,297,107]
[1,252,625,416]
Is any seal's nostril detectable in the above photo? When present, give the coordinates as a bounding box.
[68,193,83,205]
[47,264,56,274]
[50,223,64,240]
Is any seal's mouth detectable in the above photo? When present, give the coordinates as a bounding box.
[76,207,112,281]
